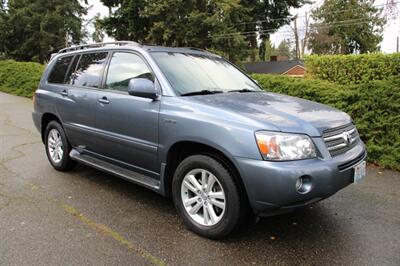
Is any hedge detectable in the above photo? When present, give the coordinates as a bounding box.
[0,60,399,170]
[0,60,45,97]
[305,53,400,85]
[252,74,400,171]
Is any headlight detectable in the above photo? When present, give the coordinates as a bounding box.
[255,131,316,161]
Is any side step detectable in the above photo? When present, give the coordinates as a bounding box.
[69,149,161,192]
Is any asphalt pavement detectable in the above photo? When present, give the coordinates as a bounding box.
[0,92,399,266]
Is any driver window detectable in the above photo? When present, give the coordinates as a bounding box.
[106,52,154,92]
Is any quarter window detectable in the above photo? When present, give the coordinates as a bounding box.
[65,55,80,85]
[71,52,108,88]
[106,52,154,92]
[48,56,74,84]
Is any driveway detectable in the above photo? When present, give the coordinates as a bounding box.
[0,92,399,265]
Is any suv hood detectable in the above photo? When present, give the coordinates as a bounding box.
[189,91,351,137]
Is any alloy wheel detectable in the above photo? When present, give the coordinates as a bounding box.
[47,128,64,164]
[181,168,226,226]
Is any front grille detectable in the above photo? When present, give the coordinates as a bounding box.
[323,123,360,157]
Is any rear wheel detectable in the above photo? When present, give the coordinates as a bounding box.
[172,154,244,239]
[45,121,76,171]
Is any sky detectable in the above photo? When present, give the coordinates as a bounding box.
[269,0,400,54]
[85,0,400,53]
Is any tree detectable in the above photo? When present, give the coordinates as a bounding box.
[242,0,308,61]
[0,0,7,57]
[99,0,308,62]
[99,0,150,43]
[300,13,310,58]
[277,39,292,59]
[291,16,300,59]
[259,39,267,61]
[144,0,210,47]
[1,0,87,63]
[259,38,276,61]
[204,0,250,62]
[308,0,386,54]
[385,0,399,19]
[290,13,310,59]
[92,13,105,43]
[99,0,250,62]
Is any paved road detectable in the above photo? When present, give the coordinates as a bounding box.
[0,92,399,266]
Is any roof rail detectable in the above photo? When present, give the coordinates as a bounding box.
[58,41,140,54]
[187,47,208,52]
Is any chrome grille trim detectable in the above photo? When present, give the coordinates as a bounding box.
[323,124,360,156]
[324,128,356,142]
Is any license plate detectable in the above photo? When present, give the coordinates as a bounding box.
[353,160,366,183]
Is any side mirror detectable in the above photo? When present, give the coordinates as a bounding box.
[128,78,158,100]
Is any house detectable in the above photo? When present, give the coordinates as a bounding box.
[243,56,305,77]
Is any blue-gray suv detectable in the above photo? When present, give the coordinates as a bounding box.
[33,41,367,239]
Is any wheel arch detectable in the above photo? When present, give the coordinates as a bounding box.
[41,113,62,143]
[162,141,251,207]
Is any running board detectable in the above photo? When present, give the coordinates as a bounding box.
[69,149,161,192]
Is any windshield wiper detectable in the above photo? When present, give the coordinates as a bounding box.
[180,89,224,96]
[228,88,258,93]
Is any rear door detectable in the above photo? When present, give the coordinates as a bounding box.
[56,51,108,151]
[93,51,160,174]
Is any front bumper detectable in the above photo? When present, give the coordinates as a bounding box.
[235,139,367,215]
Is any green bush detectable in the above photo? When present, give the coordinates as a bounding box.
[252,74,400,170]
[0,60,45,97]
[1,60,399,170]
[305,53,400,85]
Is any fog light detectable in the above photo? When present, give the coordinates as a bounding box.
[296,176,312,194]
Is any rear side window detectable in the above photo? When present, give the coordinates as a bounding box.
[70,52,108,88]
[65,55,80,85]
[48,56,74,84]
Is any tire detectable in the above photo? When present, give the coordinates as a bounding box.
[172,154,244,239]
[44,120,76,171]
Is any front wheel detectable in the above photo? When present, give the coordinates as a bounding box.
[172,154,244,239]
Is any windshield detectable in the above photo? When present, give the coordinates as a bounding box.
[151,52,261,95]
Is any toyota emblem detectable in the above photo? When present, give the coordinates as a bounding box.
[343,132,351,145]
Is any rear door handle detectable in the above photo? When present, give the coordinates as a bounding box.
[61,90,68,96]
[98,96,110,104]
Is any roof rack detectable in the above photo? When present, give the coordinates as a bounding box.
[58,41,140,54]
[187,47,208,52]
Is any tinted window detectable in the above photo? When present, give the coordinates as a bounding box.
[65,55,80,85]
[71,52,108,88]
[48,56,73,84]
[105,52,154,91]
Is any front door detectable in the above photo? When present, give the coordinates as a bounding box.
[94,51,160,175]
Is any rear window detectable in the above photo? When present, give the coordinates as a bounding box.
[48,56,74,84]
[70,52,108,88]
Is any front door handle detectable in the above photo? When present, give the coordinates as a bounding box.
[61,90,68,96]
[98,96,110,104]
